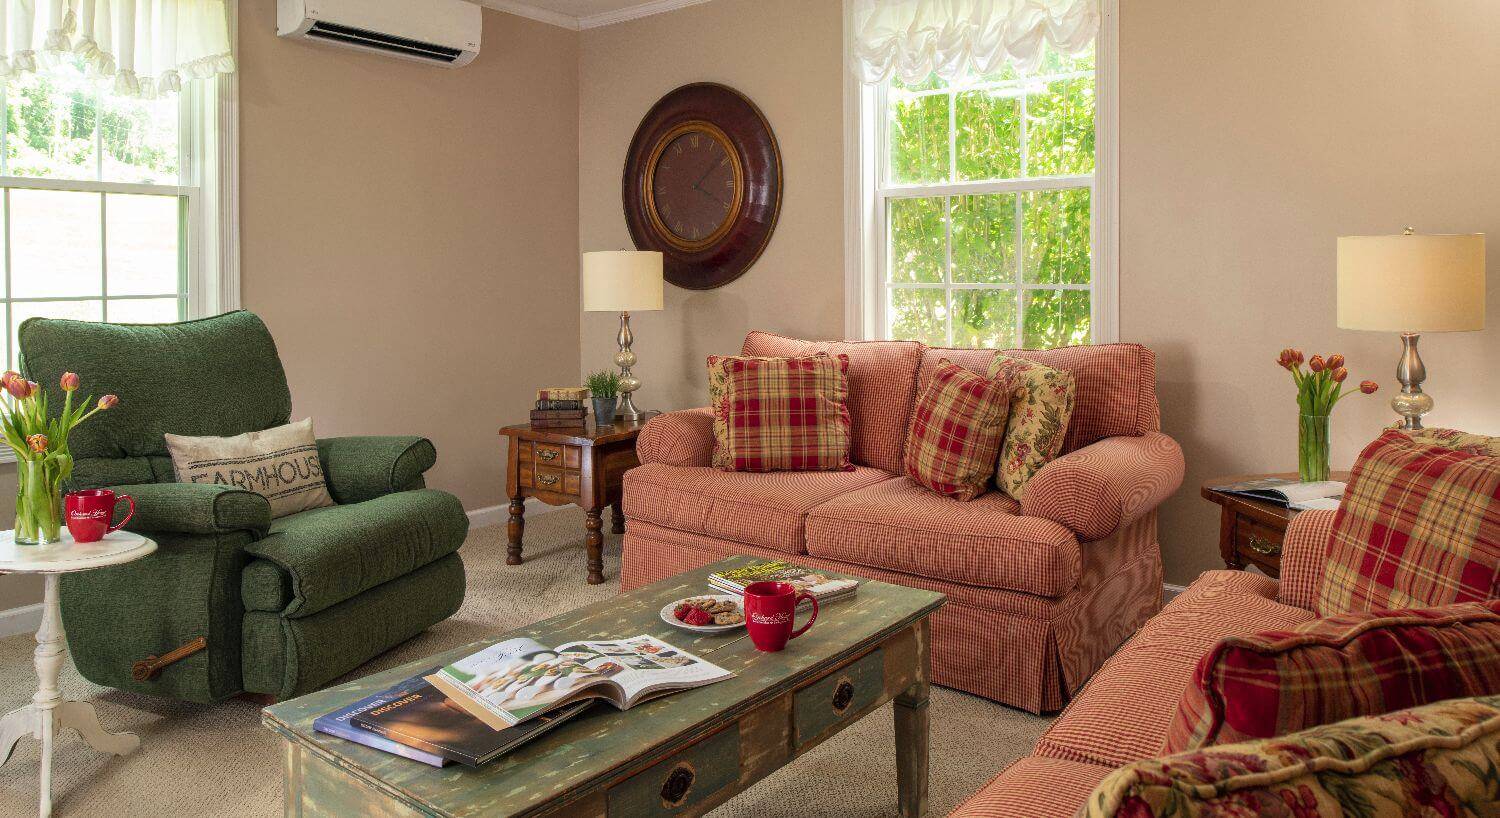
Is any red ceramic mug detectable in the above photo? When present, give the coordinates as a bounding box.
[65,489,135,544]
[743,581,818,652]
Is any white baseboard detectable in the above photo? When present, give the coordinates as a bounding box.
[466,498,568,529]
[1162,582,1188,603]
[0,602,42,639]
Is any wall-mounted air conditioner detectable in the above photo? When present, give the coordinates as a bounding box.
[277,0,482,68]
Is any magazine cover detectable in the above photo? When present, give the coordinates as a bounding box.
[427,635,731,730]
[351,684,591,767]
[313,670,447,767]
[709,561,858,600]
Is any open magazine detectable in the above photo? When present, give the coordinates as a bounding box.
[426,635,731,730]
[1211,477,1346,510]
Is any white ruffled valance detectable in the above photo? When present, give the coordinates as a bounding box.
[852,0,1099,85]
[0,0,234,99]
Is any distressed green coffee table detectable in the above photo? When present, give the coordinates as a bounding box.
[262,556,944,817]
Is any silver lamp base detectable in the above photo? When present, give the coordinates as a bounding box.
[614,311,645,422]
[1392,332,1435,431]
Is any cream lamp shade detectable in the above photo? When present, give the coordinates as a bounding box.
[1336,233,1485,332]
[582,251,664,313]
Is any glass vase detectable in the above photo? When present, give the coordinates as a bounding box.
[1298,414,1331,483]
[15,459,63,545]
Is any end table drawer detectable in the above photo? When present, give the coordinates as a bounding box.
[532,442,582,470]
[519,464,580,495]
[607,725,740,815]
[1234,515,1285,561]
[793,648,884,748]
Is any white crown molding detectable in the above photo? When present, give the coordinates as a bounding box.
[475,0,715,31]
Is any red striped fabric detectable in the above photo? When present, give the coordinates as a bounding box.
[904,359,1014,501]
[804,476,1081,595]
[1020,432,1185,540]
[1035,570,1316,768]
[741,331,924,474]
[635,408,715,467]
[948,756,1111,818]
[621,463,891,554]
[1164,600,1500,753]
[1278,508,1337,610]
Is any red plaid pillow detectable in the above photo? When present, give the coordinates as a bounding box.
[1321,430,1500,615]
[708,354,852,472]
[1164,600,1500,753]
[903,359,1012,501]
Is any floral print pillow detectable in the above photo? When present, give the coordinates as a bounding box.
[1082,694,1500,818]
[986,355,1076,500]
[1395,426,1500,456]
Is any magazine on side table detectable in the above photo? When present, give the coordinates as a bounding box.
[1210,477,1346,511]
[425,635,732,730]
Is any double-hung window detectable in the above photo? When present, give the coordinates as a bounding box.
[849,2,1116,348]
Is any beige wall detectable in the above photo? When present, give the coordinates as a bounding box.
[578,0,846,409]
[578,0,1500,586]
[1123,0,1500,584]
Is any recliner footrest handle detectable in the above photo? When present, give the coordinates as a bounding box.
[132,637,208,682]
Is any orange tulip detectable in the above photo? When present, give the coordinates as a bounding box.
[98,394,119,410]
[1327,354,1345,370]
[5,378,31,400]
[1360,380,1379,394]
[0,371,18,389]
[26,434,47,454]
[1331,367,1348,383]
[60,372,79,392]
[1308,355,1326,373]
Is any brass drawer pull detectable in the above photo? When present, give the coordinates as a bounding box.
[538,449,559,462]
[660,762,695,808]
[536,474,559,487]
[1246,534,1281,556]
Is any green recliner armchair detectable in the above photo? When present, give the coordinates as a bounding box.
[18,311,468,703]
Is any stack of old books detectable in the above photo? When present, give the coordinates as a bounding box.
[530,387,587,428]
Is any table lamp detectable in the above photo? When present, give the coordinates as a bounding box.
[582,251,664,422]
[1336,228,1486,430]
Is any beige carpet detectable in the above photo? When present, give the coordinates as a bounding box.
[0,508,1049,817]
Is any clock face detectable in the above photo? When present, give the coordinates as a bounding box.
[651,130,737,245]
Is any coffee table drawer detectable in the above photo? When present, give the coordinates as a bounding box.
[793,648,884,748]
[607,725,740,815]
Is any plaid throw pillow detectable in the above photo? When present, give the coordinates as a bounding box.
[1321,430,1500,616]
[1163,600,1500,753]
[903,359,1012,501]
[986,354,1075,500]
[708,354,853,472]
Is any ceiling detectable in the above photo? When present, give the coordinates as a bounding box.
[475,0,715,30]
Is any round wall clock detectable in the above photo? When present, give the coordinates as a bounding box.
[623,83,782,290]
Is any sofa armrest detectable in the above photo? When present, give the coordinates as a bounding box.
[1277,508,1337,610]
[637,408,715,467]
[317,436,437,505]
[110,482,271,537]
[1020,432,1185,541]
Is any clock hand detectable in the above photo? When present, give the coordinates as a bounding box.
[690,161,719,193]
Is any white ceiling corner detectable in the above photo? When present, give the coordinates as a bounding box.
[474,0,717,31]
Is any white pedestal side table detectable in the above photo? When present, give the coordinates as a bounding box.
[0,530,156,817]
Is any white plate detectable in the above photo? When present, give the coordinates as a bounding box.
[660,595,745,634]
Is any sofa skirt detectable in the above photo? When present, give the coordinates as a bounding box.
[622,515,1161,714]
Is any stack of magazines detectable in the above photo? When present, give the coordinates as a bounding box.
[314,635,730,768]
[708,561,860,602]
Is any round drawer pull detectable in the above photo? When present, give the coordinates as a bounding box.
[831,676,855,715]
[660,761,696,808]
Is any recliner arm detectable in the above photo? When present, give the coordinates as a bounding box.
[1277,508,1338,611]
[317,436,437,504]
[110,482,271,537]
[1020,432,1185,541]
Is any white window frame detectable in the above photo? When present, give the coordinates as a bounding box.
[844,0,1118,346]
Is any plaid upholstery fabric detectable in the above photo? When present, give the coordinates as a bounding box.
[920,343,1160,453]
[948,757,1111,818]
[804,476,1080,594]
[1021,432,1185,541]
[1037,570,1316,768]
[987,355,1076,499]
[1163,600,1500,753]
[903,359,1013,501]
[1321,430,1500,615]
[1081,695,1500,818]
[1278,508,1337,610]
[621,514,1163,713]
[636,408,714,467]
[742,332,924,473]
[708,353,853,472]
[621,463,890,554]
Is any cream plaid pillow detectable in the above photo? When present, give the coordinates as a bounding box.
[165,418,335,518]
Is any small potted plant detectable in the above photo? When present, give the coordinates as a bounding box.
[586,370,621,423]
[1277,349,1378,482]
[0,371,119,544]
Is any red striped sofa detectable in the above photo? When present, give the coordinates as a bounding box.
[619,331,1185,713]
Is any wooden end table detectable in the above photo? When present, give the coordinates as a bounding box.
[501,414,657,585]
[264,556,944,817]
[1201,471,1348,577]
[0,530,157,818]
